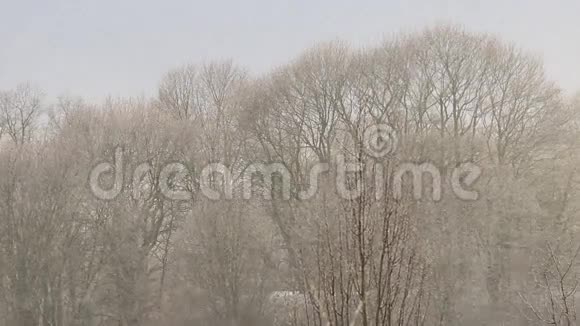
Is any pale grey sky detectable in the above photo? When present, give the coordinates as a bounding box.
[1,0,579,101]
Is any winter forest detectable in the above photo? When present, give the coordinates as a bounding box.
[1,24,580,326]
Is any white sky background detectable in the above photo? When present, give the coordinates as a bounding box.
[0,0,579,102]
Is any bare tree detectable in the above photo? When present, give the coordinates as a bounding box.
[0,83,43,145]
[521,243,580,326]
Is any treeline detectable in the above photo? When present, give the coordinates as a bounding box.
[0,25,579,326]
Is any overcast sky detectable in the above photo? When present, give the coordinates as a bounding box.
[1,0,579,101]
